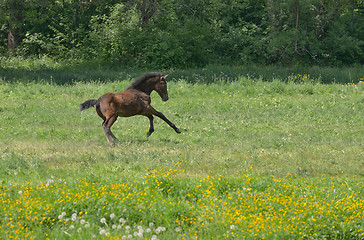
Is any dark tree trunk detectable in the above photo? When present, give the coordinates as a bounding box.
[294,0,299,52]
[140,0,158,26]
[8,0,24,53]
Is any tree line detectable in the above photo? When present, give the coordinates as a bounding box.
[1,0,363,68]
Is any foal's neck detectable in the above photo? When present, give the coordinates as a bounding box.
[132,82,154,96]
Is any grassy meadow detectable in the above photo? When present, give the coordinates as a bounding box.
[0,61,364,239]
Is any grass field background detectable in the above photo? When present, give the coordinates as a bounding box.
[0,61,364,239]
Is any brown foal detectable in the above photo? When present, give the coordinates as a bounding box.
[80,72,181,146]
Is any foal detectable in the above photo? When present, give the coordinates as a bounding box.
[80,72,181,146]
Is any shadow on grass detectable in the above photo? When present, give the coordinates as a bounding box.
[0,65,135,85]
[1,58,363,85]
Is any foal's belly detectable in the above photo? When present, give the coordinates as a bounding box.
[114,94,146,117]
[117,107,142,117]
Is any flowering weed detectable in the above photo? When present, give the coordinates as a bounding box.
[1,164,363,239]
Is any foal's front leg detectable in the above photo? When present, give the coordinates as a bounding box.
[150,108,181,134]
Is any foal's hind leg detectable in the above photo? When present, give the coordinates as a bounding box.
[102,115,119,146]
[146,115,154,138]
[97,104,118,145]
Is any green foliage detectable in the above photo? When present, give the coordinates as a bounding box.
[323,15,364,66]
[1,0,363,67]
[87,1,215,68]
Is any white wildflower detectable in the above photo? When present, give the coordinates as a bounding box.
[110,213,116,219]
[230,225,235,230]
[80,219,86,225]
[46,179,54,186]
[156,226,166,232]
[100,218,107,224]
[99,229,106,235]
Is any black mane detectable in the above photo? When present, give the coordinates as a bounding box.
[127,72,164,90]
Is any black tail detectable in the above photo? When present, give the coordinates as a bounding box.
[80,99,98,111]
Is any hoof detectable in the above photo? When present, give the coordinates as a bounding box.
[108,140,118,147]
[175,128,181,134]
[147,130,154,138]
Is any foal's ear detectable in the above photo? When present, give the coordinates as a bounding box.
[161,75,168,80]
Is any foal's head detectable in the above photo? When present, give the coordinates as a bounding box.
[153,74,169,101]
[128,72,170,101]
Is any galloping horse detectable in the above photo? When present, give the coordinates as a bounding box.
[80,72,181,146]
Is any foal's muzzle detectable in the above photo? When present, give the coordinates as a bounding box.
[162,95,169,102]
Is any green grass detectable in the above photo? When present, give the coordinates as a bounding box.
[0,63,364,239]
